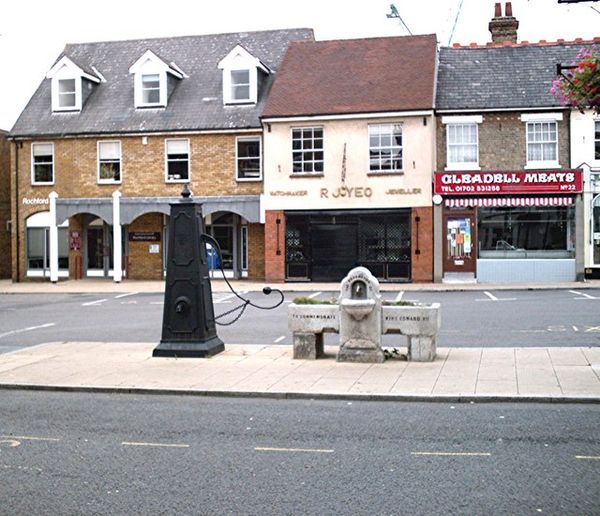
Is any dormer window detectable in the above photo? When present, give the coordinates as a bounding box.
[142,74,161,104]
[129,50,184,109]
[46,56,101,113]
[218,45,272,105]
[58,79,76,108]
[231,70,251,101]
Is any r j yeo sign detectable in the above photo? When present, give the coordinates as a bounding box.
[434,170,583,195]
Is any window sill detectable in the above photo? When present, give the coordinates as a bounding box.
[367,171,404,176]
[32,182,55,186]
[445,164,481,171]
[524,162,561,170]
[166,179,190,183]
[289,172,324,178]
[236,177,262,182]
[98,180,122,185]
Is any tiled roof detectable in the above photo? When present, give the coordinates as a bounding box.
[262,34,438,118]
[10,29,314,138]
[436,39,600,111]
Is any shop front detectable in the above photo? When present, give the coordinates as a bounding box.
[30,194,261,282]
[285,209,412,282]
[434,170,584,283]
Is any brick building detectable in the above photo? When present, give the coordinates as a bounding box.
[433,4,595,283]
[0,130,10,279]
[9,29,313,282]
[261,35,438,283]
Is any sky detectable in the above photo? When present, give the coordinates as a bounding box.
[1,0,599,131]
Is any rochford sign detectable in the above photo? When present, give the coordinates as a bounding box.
[434,170,583,195]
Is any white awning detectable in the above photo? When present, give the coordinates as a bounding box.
[445,197,575,208]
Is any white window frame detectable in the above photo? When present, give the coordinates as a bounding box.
[230,69,252,103]
[97,141,122,184]
[218,45,269,106]
[31,143,55,185]
[442,115,482,171]
[140,73,162,106]
[236,136,262,181]
[594,119,600,163]
[368,123,403,174]
[165,138,190,183]
[521,113,562,169]
[291,127,324,175]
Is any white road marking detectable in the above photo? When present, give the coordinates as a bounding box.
[308,292,322,299]
[575,455,600,460]
[411,451,491,457]
[214,294,236,304]
[477,292,516,302]
[254,446,334,454]
[0,439,21,447]
[273,336,286,343]
[115,292,138,299]
[484,291,499,301]
[570,290,599,300]
[121,441,189,448]
[0,323,56,340]
[395,291,404,302]
[573,326,579,332]
[0,435,60,442]
[150,301,164,305]
[82,298,108,306]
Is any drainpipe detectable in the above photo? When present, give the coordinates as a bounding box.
[14,141,20,282]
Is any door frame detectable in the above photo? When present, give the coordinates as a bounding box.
[442,208,477,275]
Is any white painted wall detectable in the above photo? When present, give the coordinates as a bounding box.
[262,114,435,213]
[570,110,600,269]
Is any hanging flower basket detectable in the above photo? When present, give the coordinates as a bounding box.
[552,46,600,114]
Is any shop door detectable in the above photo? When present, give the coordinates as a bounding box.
[86,225,113,277]
[311,224,357,281]
[443,210,476,274]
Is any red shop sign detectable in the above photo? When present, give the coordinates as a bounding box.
[434,170,583,196]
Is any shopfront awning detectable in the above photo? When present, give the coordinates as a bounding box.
[444,197,575,208]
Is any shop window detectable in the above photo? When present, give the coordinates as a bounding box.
[236,137,261,180]
[369,124,402,173]
[26,227,69,276]
[165,139,190,182]
[478,206,574,259]
[98,141,121,183]
[32,143,54,185]
[292,127,323,174]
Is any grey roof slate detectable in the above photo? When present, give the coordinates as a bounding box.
[436,41,599,111]
[11,28,314,138]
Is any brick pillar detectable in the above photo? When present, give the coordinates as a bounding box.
[411,207,433,283]
[264,210,285,283]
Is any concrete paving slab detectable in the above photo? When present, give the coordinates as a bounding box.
[0,341,598,401]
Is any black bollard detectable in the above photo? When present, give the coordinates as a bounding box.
[153,185,224,358]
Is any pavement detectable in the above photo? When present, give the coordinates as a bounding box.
[1,277,600,402]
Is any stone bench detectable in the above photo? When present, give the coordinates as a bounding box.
[288,302,441,362]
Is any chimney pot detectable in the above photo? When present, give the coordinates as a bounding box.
[505,2,513,17]
[494,3,502,17]
[489,2,519,43]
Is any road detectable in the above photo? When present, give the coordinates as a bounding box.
[0,391,598,515]
[1,289,600,353]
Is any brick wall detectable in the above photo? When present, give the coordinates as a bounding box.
[0,133,10,279]
[264,210,285,282]
[411,206,433,282]
[127,213,164,280]
[436,111,571,170]
[12,132,264,281]
[247,223,265,281]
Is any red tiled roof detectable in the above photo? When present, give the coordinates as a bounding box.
[262,34,437,118]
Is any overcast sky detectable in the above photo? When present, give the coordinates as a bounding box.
[1,0,599,131]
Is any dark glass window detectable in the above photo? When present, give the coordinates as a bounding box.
[369,124,402,172]
[32,143,54,184]
[166,139,189,181]
[292,127,323,173]
[237,138,261,179]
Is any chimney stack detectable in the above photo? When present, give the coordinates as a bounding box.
[489,2,519,43]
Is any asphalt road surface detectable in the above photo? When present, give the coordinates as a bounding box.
[0,391,598,515]
[1,289,600,354]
